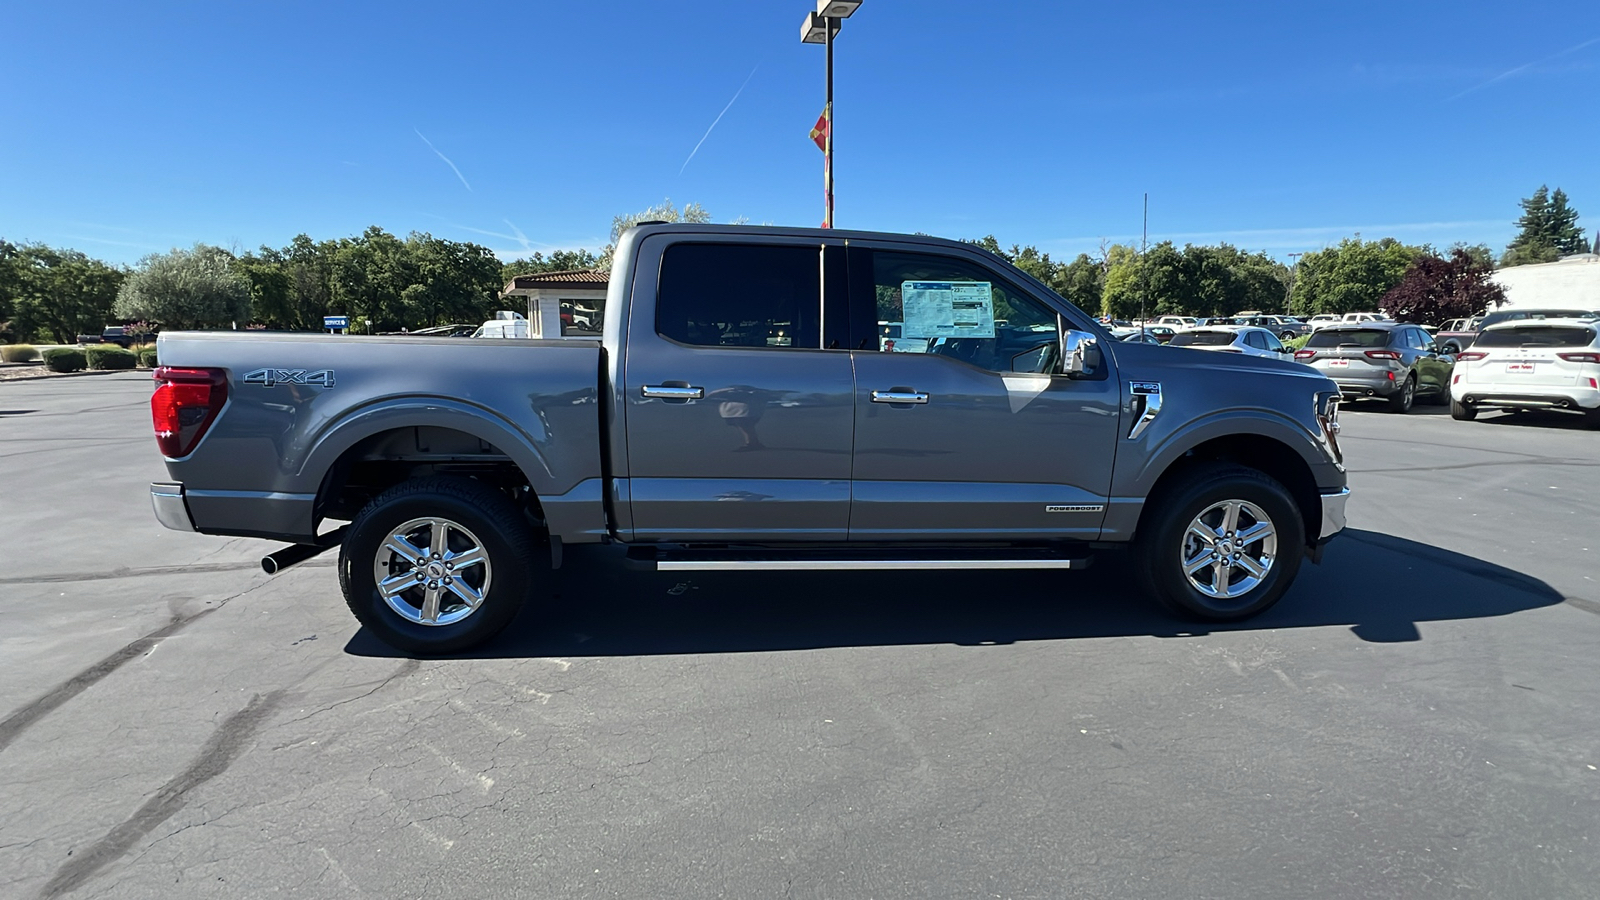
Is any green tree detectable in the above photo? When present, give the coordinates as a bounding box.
[10,245,126,343]
[1055,253,1105,315]
[1503,185,1586,266]
[1289,237,1425,316]
[0,239,20,340]
[115,245,251,330]
[601,199,711,270]
[235,246,293,329]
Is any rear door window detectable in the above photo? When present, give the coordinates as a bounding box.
[656,243,821,349]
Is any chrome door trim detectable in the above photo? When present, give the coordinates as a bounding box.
[869,390,929,404]
[640,385,705,400]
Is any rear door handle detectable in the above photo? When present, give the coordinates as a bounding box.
[870,390,929,404]
[641,385,704,400]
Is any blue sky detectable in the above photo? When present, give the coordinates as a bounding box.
[3,1,1596,266]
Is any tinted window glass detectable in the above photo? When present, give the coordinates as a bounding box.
[870,251,1059,373]
[1263,331,1285,351]
[1244,331,1266,349]
[657,243,820,349]
[1305,328,1390,348]
[1479,309,1597,329]
[1475,326,1596,348]
[1170,331,1238,347]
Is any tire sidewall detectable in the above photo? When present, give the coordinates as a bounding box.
[340,487,533,654]
[1141,469,1305,621]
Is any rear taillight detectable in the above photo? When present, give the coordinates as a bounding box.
[1365,350,1401,361]
[1455,352,1487,362]
[151,366,228,458]
[1294,350,1316,360]
[1557,352,1600,363]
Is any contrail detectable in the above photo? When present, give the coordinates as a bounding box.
[414,128,473,192]
[680,64,760,175]
[504,219,535,252]
[1448,35,1600,100]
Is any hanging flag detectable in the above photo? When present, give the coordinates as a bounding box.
[809,104,831,153]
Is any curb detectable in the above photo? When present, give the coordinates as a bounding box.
[0,369,150,384]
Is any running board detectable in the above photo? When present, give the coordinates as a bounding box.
[657,559,1086,571]
[632,546,1091,572]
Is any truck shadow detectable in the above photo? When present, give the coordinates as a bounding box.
[344,528,1569,659]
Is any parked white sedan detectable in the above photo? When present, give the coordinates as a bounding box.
[1168,325,1293,361]
[1450,317,1600,425]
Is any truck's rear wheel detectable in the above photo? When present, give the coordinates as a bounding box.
[339,476,540,654]
[1136,464,1305,621]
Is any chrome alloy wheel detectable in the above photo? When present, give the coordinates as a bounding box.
[1180,499,1278,601]
[373,516,493,626]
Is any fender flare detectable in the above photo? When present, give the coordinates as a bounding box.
[1124,408,1331,497]
[296,397,557,496]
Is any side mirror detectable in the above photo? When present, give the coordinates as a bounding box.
[1060,329,1100,378]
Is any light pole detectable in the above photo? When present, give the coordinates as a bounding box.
[800,1,863,228]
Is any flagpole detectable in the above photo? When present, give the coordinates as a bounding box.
[824,16,834,229]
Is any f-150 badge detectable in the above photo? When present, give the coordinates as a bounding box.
[243,368,336,388]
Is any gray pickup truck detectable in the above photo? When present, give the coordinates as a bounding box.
[149,224,1349,653]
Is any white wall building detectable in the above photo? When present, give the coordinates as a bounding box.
[500,270,609,339]
[1492,255,1600,311]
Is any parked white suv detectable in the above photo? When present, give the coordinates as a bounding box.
[1450,317,1600,426]
[1169,325,1291,360]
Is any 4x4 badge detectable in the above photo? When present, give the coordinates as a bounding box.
[242,368,336,388]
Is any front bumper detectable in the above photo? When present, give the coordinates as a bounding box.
[150,482,196,532]
[1319,487,1349,540]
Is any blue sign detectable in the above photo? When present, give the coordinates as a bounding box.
[323,316,350,329]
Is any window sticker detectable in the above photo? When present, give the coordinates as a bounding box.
[900,281,996,339]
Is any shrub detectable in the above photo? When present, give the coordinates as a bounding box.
[84,345,137,370]
[42,348,87,373]
[137,347,159,368]
[1,344,39,363]
[1285,335,1312,351]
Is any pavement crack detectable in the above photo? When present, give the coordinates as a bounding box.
[35,690,287,899]
[0,578,274,754]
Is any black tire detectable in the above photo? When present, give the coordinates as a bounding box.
[1387,375,1416,413]
[1135,463,1306,622]
[1585,407,1600,430]
[339,476,542,654]
[1450,398,1477,421]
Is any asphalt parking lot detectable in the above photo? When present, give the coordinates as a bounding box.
[2,373,1597,899]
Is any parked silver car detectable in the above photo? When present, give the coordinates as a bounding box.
[1294,322,1452,412]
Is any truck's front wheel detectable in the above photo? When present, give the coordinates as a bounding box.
[339,476,540,654]
[1136,464,1305,621]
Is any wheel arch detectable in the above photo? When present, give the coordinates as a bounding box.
[303,401,560,533]
[1133,427,1325,547]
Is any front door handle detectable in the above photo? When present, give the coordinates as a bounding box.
[870,390,929,404]
[641,385,704,400]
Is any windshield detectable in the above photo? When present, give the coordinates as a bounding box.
[1305,328,1391,348]
[1475,326,1596,348]
[1170,331,1238,347]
